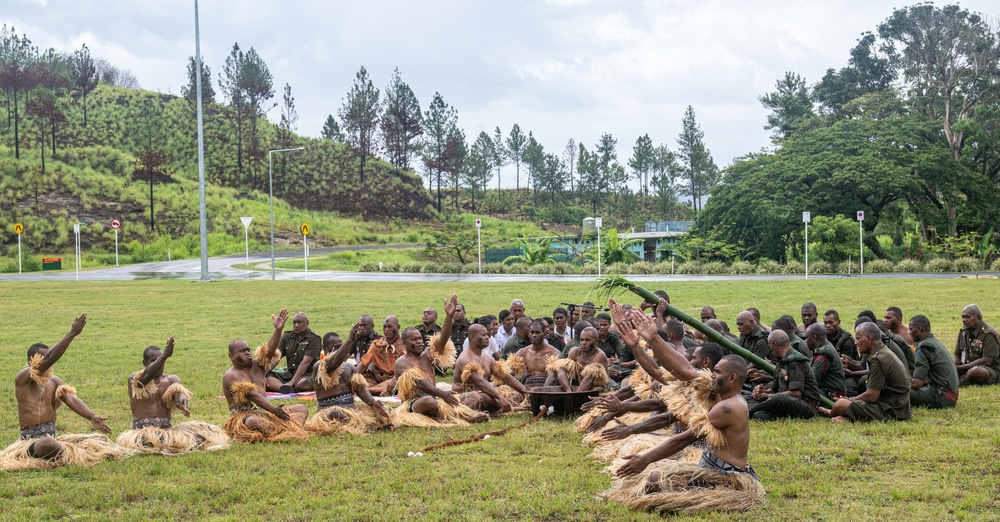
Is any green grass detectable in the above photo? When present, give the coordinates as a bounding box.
[1,279,999,521]
[273,248,426,271]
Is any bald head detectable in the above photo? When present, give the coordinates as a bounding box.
[705,319,725,334]
[736,311,756,336]
[804,323,827,348]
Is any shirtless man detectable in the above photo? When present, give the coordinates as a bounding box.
[513,319,563,388]
[390,294,488,425]
[1,315,127,471]
[554,326,611,392]
[452,323,528,413]
[306,326,391,435]
[222,309,309,442]
[884,307,914,347]
[117,338,229,454]
[609,308,762,512]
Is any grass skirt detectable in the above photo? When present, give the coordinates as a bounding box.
[116,422,230,455]
[0,434,133,471]
[306,404,387,435]
[391,398,482,428]
[601,454,765,513]
[223,411,309,443]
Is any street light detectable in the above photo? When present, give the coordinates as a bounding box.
[269,147,304,280]
[194,0,209,281]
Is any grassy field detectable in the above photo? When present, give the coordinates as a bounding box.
[1,279,999,521]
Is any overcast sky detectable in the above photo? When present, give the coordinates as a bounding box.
[4,0,998,188]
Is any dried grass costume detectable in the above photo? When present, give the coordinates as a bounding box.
[223,345,309,443]
[390,339,482,427]
[116,379,229,455]
[1,358,133,471]
[305,359,387,435]
[601,370,765,513]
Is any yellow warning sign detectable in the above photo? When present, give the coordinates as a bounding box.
[14,223,24,234]
[300,223,310,236]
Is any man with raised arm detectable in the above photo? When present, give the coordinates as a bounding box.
[222,309,310,443]
[603,305,764,513]
[390,294,488,427]
[117,337,229,454]
[908,315,959,409]
[266,311,322,392]
[306,326,392,435]
[452,323,529,413]
[1,315,131,471]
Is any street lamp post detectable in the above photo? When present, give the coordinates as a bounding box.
[194,0,209,281]
[269,147,304,280]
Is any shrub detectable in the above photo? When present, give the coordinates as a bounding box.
[701,261,727,275]
[954,257,982,272]
[420,263,439,274]
[806,260,830,274]
[783,260,805,274]
[865,259,895,274]
[991,258,1000,272]
[460,263,479,274]
[552,262,577,275]
[675,261,702,274]
[730,261,754,275]
[382,261,401,273]
[580,264,599,275]
[895,259,922,273]
[925,258,954,273]
[652,262,675,274]
[755,259,782,274]
[627,261,654,275]
[358,261,379,272]
[836,260,860,274]
[440,263,462,274]
[400,262,423,273]
[506,263,527,274]
[606,262,630,275]
[526,264,554,275]
[482,262,506,274]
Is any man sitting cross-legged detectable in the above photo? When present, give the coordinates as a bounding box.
[602,306,765,514]
[1,315,132,472]
[551,326,612,392]
[306,325,392,435]
[222,309,310,443]
[452,323,530,413]
[507,319,563,388]
[117,337,229,454]
[390,294,489,427]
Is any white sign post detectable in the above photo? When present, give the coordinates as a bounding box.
[803,212,811,279]
[73,222,81,281]
[239,217,253,268]
[857,211,865,275]
[300,223,310,279]
[14,222,23,274]
[476,218,482,275]
[596,217,603,277]
[110,218,121,266]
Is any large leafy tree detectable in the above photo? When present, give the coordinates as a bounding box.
[239,47,274,192]
[340,66,381,184]
[218,43,248,186]
[759,72,814,142]
[380,67,421,174]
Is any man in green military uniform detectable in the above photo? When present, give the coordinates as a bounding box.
[825,310,859,360]
[502,316,532,357]
[954,304,1000,386]
[805,323,846,399]
[347,314,381,362]
[749,330,821,421]
[908,315,959,409]
[820,322,911,423]
[773,315,811,358]
[737,311,770,362]
[266,312,321,392]
[879,320,915,373]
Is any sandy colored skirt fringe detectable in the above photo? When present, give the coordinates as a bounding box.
[116,422,230,455]
[391,397,482,428]
[306,404,387,435]
[0,434,133,471]
[223,411,309,443]
[601,456,765,513]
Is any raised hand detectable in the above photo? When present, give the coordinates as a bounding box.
[618,319,641,348]
[628,309,658,341]
[163,336,176,358]
[69,314,88,337]
[654,298,669,319]
[443,293,458,317]
[608,298,628,326]
[272,308,289,330]
[91,415,112,434]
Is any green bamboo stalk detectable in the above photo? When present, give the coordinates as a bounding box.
[594,275,834,409]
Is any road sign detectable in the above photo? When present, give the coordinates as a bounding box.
[240,216,253,228]
[110,218,121,229]
[14,223,24,234]
[595,217,603,228]
[300,223,310,236]
[475,219,481,228]
[802,212,810,223]
[857,211,864,221]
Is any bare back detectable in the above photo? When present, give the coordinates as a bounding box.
[14,369,63,429]
[706,392,750,468]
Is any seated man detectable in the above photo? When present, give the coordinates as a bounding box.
[306,326,391,435]
[908,315,959,409]
[1,315,130,471]
[360,315,405,395]
[749,331,821,421]
[552,326,611,392]
[502,316,533,357]
[222,309,310,443]
[605,306,764,513]
[117,337,229,454]
[954,304,1000,386]
[825,310,859,360]
[452,323,529,413]
[805,323,846,399]
[512,319,564,388]
[348,314,381,362]
[415,306,442,343]
[819,322,911,423]
[390,294,488,427]
[266,312,321,393]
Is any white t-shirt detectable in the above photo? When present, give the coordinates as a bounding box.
[463,337,501,359]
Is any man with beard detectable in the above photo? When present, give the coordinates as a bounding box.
[452,323,529,413]
[222,309,309,443]
[360,316,405,395]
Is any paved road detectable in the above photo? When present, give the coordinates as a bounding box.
[2,248,996,282]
